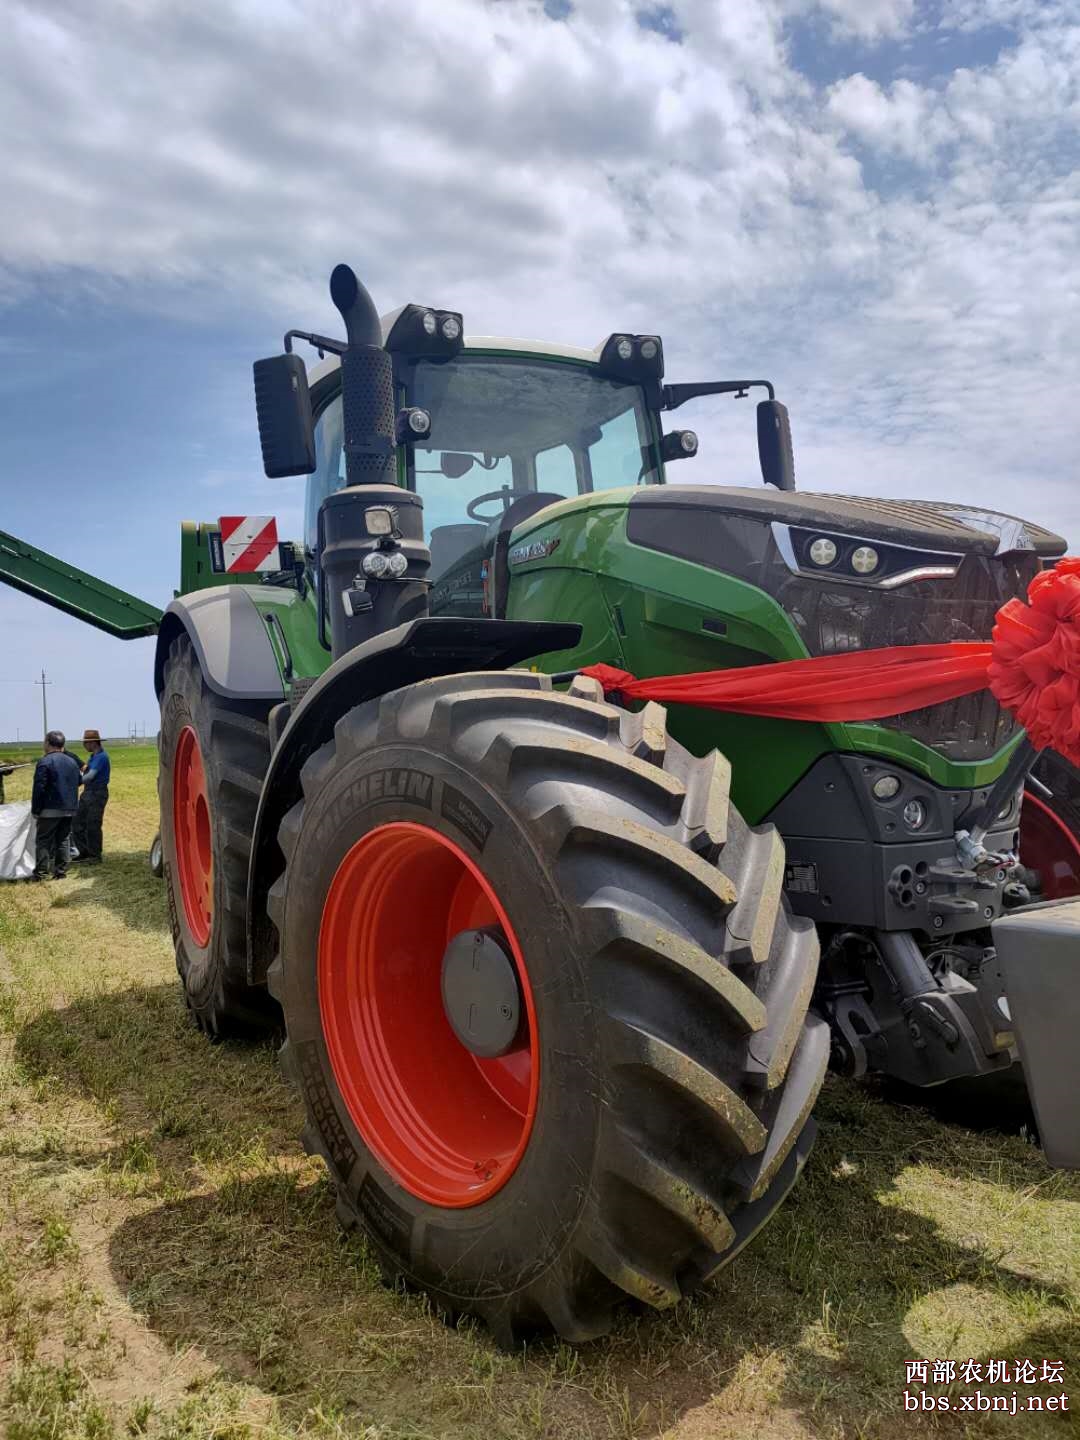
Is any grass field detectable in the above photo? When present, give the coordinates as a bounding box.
[0,744,1078,1439]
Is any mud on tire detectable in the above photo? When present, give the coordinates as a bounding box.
[159,633,278,1038]
[268,671,829,1345]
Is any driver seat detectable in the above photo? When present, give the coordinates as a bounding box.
[488,492,567,615]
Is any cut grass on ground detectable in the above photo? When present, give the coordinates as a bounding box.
[0,744,1078,1439]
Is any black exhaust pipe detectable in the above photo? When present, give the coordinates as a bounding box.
[319,265,430,660]
[329,263,396,488]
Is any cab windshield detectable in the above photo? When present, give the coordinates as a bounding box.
[406,354,661,534]
[304,354,662,557]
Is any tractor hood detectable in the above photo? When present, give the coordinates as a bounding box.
[615,485,1067,763]
[626,486,1066,562]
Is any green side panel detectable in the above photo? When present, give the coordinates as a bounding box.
[505,494,1021,822]
[248,586,331,684]
[0,528,162,640]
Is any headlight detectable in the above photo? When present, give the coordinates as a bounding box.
[387,550,409,577]
[440,316,461,341]
[851,545,880,575]
[421,310,437,336]
[365,507,395,537]
[902,799,927,830]
[872,774,901,800]
[362,551,391,578]
[809,536,838,567]
[679,430,698,454]
[615,336,634,361]
[639,338,659,360]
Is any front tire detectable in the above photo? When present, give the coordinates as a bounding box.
[268,671,828,1344]
[159,633,277,1037]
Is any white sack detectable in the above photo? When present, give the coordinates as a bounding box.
[0,801,35,881]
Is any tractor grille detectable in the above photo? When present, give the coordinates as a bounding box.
[774,552,1042,761]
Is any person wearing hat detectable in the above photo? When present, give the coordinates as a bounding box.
[71,729,110,865]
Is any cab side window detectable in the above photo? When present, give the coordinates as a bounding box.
[535,444,577,497]
[304,398,345,552]
[589,407,648,490]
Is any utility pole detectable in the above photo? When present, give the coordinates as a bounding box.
[35,669,51,744]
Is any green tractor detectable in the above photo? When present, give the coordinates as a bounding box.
[4,263,1079,1344]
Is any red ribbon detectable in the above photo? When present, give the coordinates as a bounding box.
[581,557,1080,768]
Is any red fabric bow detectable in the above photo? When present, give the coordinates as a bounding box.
[581,557,1080,768]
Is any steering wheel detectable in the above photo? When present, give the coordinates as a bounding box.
[466,487,535,522]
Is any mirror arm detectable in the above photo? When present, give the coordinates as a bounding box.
[663,379,775,410]
[284,329,348,359]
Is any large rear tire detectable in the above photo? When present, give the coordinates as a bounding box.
[158,633,278,1038]
[268,671,828,1344]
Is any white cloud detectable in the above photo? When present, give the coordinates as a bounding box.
[826,73,941,160]
[0,0,1077,602]
[810,0,916,43]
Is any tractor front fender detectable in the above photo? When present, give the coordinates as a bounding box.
[154,588,286,703]
[245,616,581,986]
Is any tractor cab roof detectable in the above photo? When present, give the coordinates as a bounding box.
[305,321,602,390]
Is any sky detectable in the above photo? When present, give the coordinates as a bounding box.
[1,0,1078,741]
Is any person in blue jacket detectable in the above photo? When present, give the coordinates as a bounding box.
[72,728,110,865]
[31,731,81,880]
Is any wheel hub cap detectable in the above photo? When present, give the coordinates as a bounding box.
[441,927,522,1058]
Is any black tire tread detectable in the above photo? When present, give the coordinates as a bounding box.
[160,634,276,1038]
[271,669,827,1343]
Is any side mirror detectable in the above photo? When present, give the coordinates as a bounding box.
[660,429,699,464]
[440,453,475,479]
[757,399,795,491]
[253,353,316,478]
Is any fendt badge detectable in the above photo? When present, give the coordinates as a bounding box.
[508,537,561,565]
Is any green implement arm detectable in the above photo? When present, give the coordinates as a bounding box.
[0,529,161,639]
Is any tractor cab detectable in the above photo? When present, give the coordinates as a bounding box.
[298,307,793,626]
[302,335,668,594]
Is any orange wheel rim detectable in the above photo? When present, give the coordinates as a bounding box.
[317,821,538,1207]
[173,726,213,946]
[1021,790,1080,900]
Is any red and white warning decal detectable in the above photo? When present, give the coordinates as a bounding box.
[218,516,279,573]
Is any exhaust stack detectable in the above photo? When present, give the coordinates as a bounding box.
[320,265,430,658]
[330,264,397,490]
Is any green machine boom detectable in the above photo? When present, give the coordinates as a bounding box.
[0,527,162,639]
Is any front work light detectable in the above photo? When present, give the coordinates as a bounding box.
[365,507,395,537]
[385,303,465,358]
[388,550,409,577]
[597,332,666,384]
[362,550,391,578]
[903,799,927,831]
[809,536,838,567]
[851,545,880,575]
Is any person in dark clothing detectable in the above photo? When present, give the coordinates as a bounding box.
[31,731,81,880]
[71,729,110,864]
